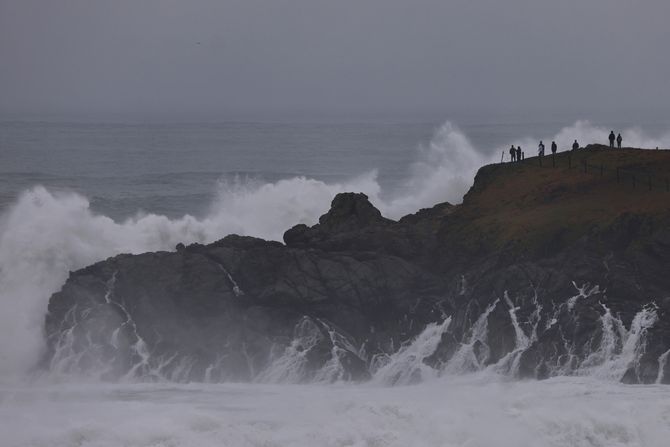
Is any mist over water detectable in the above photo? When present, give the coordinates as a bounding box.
[1,119,670,446]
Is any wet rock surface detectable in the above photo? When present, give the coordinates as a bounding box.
[44,149,670,384]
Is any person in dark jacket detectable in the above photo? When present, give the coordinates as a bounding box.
[509,145,516,162]
[551,141,557,154]
[517,146,522,162]
[572,140,579,151]
[609,131,616,148]
[538,140,545,157]
[617,133,622,149]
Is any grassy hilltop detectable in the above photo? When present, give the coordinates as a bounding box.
[437,146,670,261]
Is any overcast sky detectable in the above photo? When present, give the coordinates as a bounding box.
[1,0,669,120]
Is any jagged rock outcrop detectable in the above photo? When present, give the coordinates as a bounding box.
[44,148,670,384]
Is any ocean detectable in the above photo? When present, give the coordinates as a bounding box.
[2,115,670,446]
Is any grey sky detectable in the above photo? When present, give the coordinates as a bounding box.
[1,0,669,120]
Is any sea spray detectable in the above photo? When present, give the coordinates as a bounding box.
[255,317,324,384]
[255,317,363,384]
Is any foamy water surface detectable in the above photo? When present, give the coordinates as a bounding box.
[2,376,669,447]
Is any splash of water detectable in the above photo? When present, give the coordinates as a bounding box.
[372,317,452,386]
[255,317,363,384]
[577,304,658,380]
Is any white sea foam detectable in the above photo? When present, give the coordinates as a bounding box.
[2,378,670,447]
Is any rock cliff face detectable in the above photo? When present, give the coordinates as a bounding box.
[44,148,670,384]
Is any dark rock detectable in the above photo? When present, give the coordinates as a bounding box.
[319,192,392,231]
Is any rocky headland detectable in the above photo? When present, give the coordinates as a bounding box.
[44,147,670,384]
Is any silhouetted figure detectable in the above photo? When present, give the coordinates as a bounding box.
[551,141,557,154]
[538,140,545,157]
[617,133,622,149]
[517,146,522,162]
[522,151,525,160]
[609,131,615,148]
[509,145,516,162]
[572,140,579,151]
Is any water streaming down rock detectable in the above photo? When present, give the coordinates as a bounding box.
[42,248,670,385]
[442,300,498,374]
[47,271,196,382]
[492,293,532,376]
[42,259,670,385]
[656,349,670,384]
[249,316,368,383]
[372,317,452,385]
[567,282,601,310]
[369,295,665,386]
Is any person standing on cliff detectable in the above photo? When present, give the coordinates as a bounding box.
[538,141,545,157]
[551,141,557,155]
[617,133,622,149]
[572,140,579,150]
[609,131,616,148]
[517,146,522,162]
[509,145,516,162]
